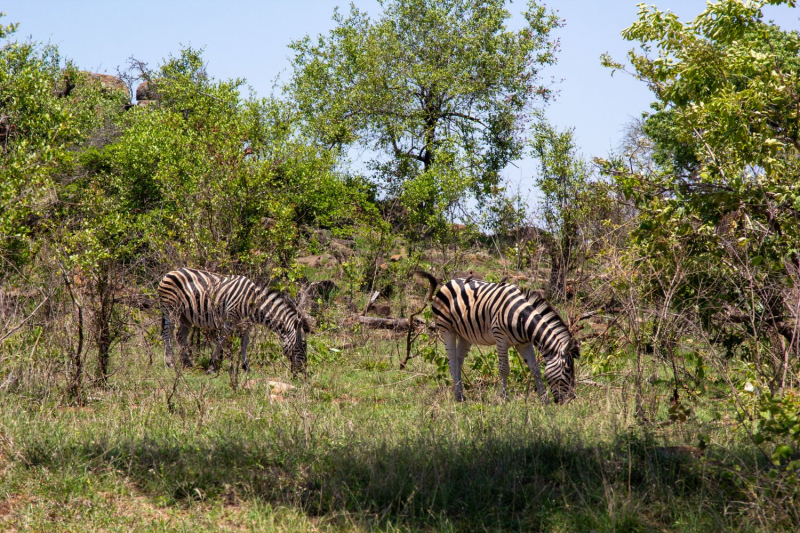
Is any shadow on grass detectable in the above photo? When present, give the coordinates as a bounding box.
[19,422,744,532]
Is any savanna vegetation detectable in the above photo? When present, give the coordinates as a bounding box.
[2,0,800,530]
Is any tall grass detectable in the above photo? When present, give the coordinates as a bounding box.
[0,338,790,531]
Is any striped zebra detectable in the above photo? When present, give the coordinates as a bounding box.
[414,271,578,403]
[158,268,310,375]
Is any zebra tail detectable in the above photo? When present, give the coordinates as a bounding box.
[413,271,438,302]
[162,313,171,339]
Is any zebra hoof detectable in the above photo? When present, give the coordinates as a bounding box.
[539,394,551,406]
[241,363,249,372]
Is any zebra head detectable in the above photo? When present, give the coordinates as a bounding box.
[547,337,579,403]
[252,288,312,376]
[280,315,310,376]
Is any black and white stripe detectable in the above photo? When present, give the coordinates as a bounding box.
[415,271,578,403]
[158,268,309,374]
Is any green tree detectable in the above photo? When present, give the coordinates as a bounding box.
[288,0,560,232]
[0,12,17,39]
[0,39,119,266]
[601,0,800,388]
[532,124,603,300]
[98,48,377,273]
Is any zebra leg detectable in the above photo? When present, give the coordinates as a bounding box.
[496,339,511,400]
[209,333,224,372]
[177,319,193,368]
[240,329,251,371]
[162,314,175,368]
[518,344,550,405]
[456,335,471,375]
[442,330,463,401]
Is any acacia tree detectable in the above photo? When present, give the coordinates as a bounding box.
[288,0,561,233]
[601,0,800,389]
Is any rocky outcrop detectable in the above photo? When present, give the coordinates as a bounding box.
[135,80,158,106]
[85,72,130,101]
[54,71,129,101]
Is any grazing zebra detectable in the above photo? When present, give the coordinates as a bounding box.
[158,268,310,375]
[414,271,578,403]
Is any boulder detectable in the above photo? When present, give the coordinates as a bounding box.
[329,240,354,259]
[373,304,391,317]
[85,72,130,100]
[297,254,335,268]
[135,80,158,101]
[471,252,491,263]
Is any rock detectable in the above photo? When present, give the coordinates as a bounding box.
[311,228,332,244]
[85,72,130,100]
[304,280,337,300]
[329,240,354,259]
[297,254,334,268]
[135,80,157,101]
[267,380,296,394]
[373,304,391,317]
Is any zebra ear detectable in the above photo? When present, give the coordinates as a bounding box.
[568,338,581,358]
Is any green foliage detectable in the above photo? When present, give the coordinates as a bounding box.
[750,390,800,467]
[531,123,609,298]
[600,0,800,384]
[288,0,561,232]
[0,39,119,265]
[83,48,378,273]
[0,12,18,39]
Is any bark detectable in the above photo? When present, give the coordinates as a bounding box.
[62,272,84,402]
[356,315,426,331]
[94,269,115,383]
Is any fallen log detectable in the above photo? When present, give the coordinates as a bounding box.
[356,316,426,331]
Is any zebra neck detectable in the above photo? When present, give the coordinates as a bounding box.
[255,290,298,332]
[525,303,569,360]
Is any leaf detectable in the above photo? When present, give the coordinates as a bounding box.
[771,444,794,466]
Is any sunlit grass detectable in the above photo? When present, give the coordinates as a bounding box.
[0,336,784,532]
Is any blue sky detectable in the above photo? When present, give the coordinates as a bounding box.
[4,1,799,198]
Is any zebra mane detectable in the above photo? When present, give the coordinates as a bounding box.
[253,286,312,333]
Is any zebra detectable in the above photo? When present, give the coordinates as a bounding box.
[414,271,578,403]
[158,268,310,375]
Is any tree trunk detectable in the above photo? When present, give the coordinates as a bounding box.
[94,266,115,384]
[62,272,84,403]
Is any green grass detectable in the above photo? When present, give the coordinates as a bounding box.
[0,333,789,532]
